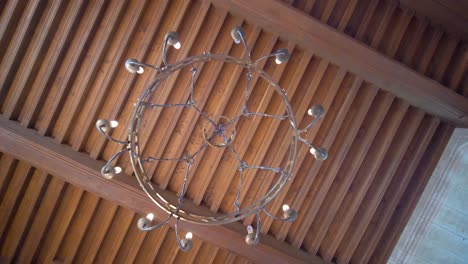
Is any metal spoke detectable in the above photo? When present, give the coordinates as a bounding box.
[244,111,288,120]
[193,105,217,127]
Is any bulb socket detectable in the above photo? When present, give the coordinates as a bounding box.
[307,105,324,117]
[96,119,111,133]
[125,58,143,74]
[245,233,259,246]
[310,147,328,161]
[275,48,290,64]
[101,166,117,179]
[231,26,245,44]
[283,208,298,222]
[180,239,193,252]
[166,32,180,47]
[137,217,152,231]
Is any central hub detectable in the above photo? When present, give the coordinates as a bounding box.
[202,116,236,148]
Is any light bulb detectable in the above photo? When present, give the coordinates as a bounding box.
[137,66,144,74]
[185,232,193,240]
[174,42,181,49]
[275,48,290,64]
[114,166,122,174]
[247,225,254,234]
[307,105,324,117]
[146,213,154,221]
[310,147,328,161]
[282,204,290,211]
[231,26,245,44]
[110,120,119,128]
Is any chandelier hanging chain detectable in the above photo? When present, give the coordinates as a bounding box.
[96,26,328,251]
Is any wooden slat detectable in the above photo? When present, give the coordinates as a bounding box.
[53,0,127,143]
[133,225,169,263]
[0,155,17,198]
[70,0,152,151]
[36,0,106,136]
[0,171,48,260]
[35,184,82,263]
[0,161,33,241]
[15,176,65,263]
[89,0,190,159]
[19,0,86,128]
[92,207,134,263]
[350,117,441,263]
[370,123,453,263]
[0,1,27,58]
[0,117,323,264]
[2,0,65,119]
[208,0,468,127]
[0,0,45,107]
[55,192,100,262]
[73,200,118,263]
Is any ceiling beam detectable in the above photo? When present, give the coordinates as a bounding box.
[208,0,468,127]
[0,117,324,264]
[399,0,468,41]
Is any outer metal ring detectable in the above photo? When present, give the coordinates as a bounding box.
[128,53,299,225]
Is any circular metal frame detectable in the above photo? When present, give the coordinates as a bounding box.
[128,53,299,225]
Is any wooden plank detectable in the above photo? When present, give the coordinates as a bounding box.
[36,184,82,263]
[19,0,86,128]
[55,192,100,261]
[0,117,323,264]
[2,0,66,119]
[371,123,454,263]
[399,0,468,40]
[208,0,468,127]
[92,207,135,263]
[36,0,106,136]
[0,0,45,107]
[15,176,65,263]
[88,0,190,159]
[70,0,154,150]
[350,117,440,263]
[73,200,118,263]
[133,225,169,263]
[0,161,33,240]
[53,0,127,143]
[0,170,48,260]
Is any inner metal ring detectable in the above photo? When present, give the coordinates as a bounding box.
[202,116,236,148]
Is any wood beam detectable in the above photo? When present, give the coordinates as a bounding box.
[208,0,468,127]
[399,0,468,41]
[0,117,323,264]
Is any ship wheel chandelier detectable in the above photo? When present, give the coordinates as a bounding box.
[96,26,328,251]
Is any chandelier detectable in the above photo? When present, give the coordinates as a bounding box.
[96,26,327,251]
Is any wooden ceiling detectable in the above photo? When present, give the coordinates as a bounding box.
[0,0,467,263]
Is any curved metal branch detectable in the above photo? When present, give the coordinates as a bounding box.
[96,125,128,145]
[138,214,172,231]
[102,147,130,171]
[238,31,251,60]
[163,34,170,67]
[255,51,282,64]
[175,217,193,251]
[298,136,316,149]
[263,207,286,221]
[138,61,163,72]
[298,114,322,133]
